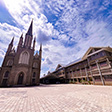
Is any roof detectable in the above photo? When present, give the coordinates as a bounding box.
[66,58,81,67]
[55,64,65,71]
[82,46,112,60]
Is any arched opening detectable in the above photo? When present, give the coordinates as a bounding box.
[33,62,38,68]
[2,71,10,86]
[17,73,24,85]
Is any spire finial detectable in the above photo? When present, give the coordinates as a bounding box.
[21,33,23,38]
[40,43,42,51]
[34,36,36,41]
[26,19,33,36]
[33,36,36,50]
[10,37,14,45]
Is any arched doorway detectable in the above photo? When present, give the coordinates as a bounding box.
[17,73,24,85]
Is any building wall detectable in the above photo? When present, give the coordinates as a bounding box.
[43,48,112,85]
[65,50,112,85]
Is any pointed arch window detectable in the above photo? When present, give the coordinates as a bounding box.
[4,71,9,77]
[33,72,36,77]
[19,51,30,64]
[33,62,38,68]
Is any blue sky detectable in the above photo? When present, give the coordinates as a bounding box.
[0,0,112,76]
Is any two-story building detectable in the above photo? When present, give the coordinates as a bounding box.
[41,47,112,85]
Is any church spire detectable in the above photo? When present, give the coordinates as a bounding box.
[24,19,33,48]
[40,43,42,51]
[26,19,33,36]
[10,37,14,45]
[39,43,42,58]
[33,37,36,50]
[18,33,23,46]
[6,37,14,55]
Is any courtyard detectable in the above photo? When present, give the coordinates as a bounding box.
[0,84,112,112]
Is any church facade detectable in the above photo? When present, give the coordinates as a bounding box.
[0,20,42,87]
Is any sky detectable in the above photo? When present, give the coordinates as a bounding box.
[0,0,112,77]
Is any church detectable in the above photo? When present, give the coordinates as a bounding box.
[0,20,42,86]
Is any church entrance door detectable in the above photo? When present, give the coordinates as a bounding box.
[17,73,24,85]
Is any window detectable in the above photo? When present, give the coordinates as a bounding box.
[100,61,107,66]
[91,64,96,68]
[4,71,9,77]
[7,60,13,66]
[108,52,112,56]
[19,51,30,64]
[33,62,38,68]
[33,72,36,77]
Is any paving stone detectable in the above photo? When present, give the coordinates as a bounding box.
[0,84,112,112]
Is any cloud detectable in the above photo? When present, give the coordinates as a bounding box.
[46,58,53,65]
[37,29,51,44]
[0,22,21,51]
[43,48,49,51]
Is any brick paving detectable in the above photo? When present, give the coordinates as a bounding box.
[0,84,112,112]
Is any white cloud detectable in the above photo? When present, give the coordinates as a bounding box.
[0,23,21,50]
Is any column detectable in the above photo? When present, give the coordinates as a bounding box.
[87,58,95,85]
[72,71,75,83]
[96,60,105,85]
[80,69,82,77]
[106,58,112,72]
[85,67,89,81]
[80,69,82,83]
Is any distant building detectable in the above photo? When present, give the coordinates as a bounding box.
[41,47,112,85]
[0,20,42,87]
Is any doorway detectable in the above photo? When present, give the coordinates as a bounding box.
[17,73,24,85]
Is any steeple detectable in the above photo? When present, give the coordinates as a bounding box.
[33,37,36,50]
[26,19,33,36]
[39,43,42,58]
[18,33,23,47]
[10,37,14,45]
[6,37,14,55]
[24,19,33,48]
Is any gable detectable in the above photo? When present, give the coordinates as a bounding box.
[55,64,62,70]
[82,47,102,60]
[88,48,101,55]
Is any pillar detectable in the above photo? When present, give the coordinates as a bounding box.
[72,71,75,83]
[85,67,89,82]
[106,58,112,72]
[87,58,95,85]
[96,60,105,85]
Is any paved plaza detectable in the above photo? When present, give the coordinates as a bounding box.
[0,84,112,112]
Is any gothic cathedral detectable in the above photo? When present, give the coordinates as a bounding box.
[0,20,42,87]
